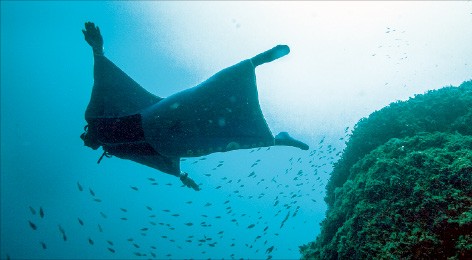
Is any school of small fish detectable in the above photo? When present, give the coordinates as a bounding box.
[22,128,352,259]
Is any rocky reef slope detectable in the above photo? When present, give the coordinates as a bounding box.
[300,80,472,259]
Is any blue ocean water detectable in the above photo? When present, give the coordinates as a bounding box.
[2,2,471,260]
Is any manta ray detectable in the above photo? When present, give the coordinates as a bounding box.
[80,22,309,190]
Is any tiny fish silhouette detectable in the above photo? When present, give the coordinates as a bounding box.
[280,211,290,228]
[77,182,83,191]
[28,220,37,230]
[39,207,44,218]
[58,225,67,241]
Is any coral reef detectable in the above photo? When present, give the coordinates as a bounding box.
[301,80,472,259]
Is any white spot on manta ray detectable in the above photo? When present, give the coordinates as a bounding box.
[170,102,180,109]
[226,142,240,150]
[218,117,226,127]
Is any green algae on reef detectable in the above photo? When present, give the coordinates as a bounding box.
[301,80,472,259]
